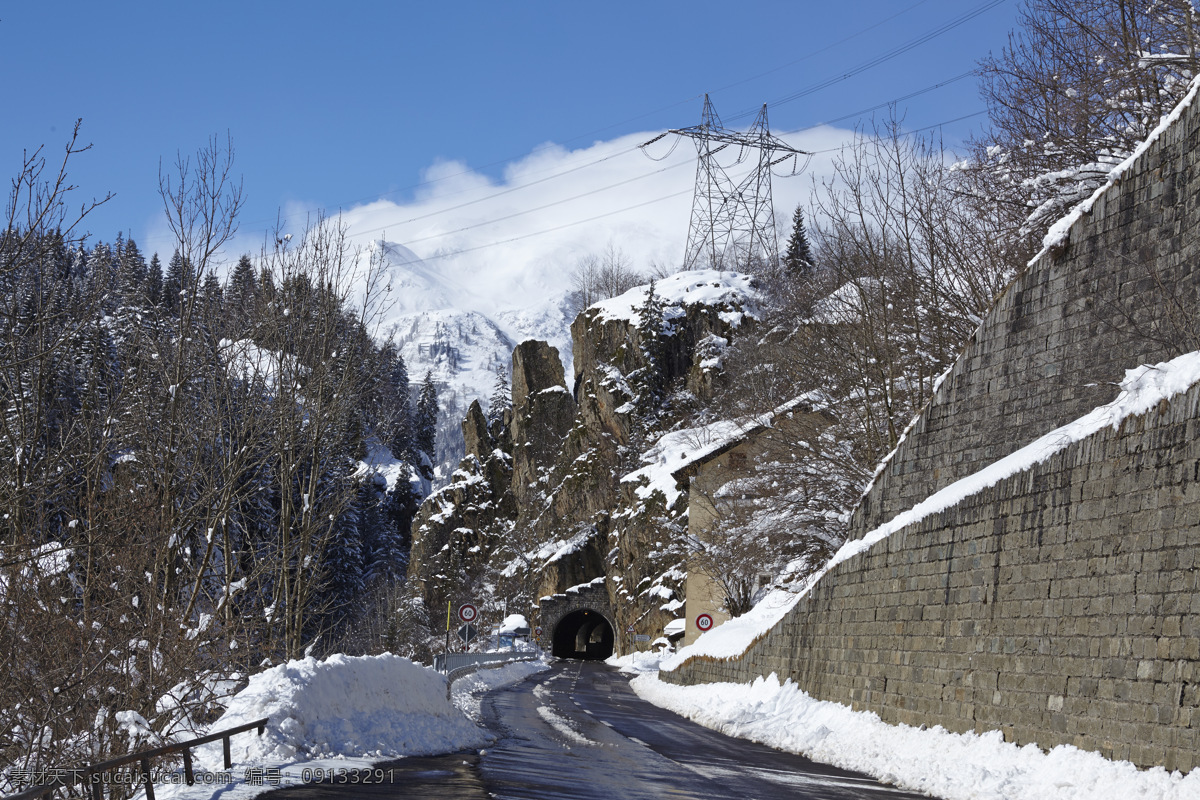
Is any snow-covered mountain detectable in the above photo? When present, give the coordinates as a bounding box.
[368,240,576,483]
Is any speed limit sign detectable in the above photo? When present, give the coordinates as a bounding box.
[458,603,479,623]
[695,613,714,632]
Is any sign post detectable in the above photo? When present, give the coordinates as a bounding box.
[453,604,478,652]
[695,613,714,633]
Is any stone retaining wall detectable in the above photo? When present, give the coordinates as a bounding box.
[852,84,1200,536]
[664,380,1200,772]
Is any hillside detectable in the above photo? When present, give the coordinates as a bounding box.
[368,240,576,483]
[404,270,763,651]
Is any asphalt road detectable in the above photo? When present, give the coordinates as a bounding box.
[479,661,928,800]
[269,661,930,799]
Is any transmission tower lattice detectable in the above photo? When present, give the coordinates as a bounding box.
[642,95,809,271]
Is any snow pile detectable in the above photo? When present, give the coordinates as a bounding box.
[589,270,759,325]
[666,352,1200,672]
[660,590,801,671]
[1036,75,1200,263]
[497,614,529,633]
[606,651,666,675]
[632,673,1200,800]
[190,654,486,766]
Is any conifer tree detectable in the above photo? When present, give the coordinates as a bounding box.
[414,371,438,479]
[634,280,667,412]
[386,348,412,460]
[163,249,193,313]
[487,364,511,432]
[782,205,814,279]
[117,237,148,300]
[145,253,164,307]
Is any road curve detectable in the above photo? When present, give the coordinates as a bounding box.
[479,661,928,800]
[267,660,931,799]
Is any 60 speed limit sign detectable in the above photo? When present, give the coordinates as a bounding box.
[695,613,714,632]
[457,603,479,623]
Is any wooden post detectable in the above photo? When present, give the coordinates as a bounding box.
[140,758,155,800]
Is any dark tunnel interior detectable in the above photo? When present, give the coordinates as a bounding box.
[551,609,614,660]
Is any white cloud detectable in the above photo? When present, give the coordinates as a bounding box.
[327,124,855,319]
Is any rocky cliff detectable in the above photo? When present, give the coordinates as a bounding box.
[405,270,761,644]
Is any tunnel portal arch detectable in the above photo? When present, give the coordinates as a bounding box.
[551,609,614,659]
[535,578,619,658]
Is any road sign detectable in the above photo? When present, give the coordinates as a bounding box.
[626,625,634,633]
[535,626,543,636]
[635,634,650,642]
[695,613,714,632]
[457,623,478,643]
[458,603,479,623]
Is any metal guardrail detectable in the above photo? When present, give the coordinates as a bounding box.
[3,717,268,800]
[433,650,538,673]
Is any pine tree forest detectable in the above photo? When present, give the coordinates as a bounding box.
[0,135,430,774]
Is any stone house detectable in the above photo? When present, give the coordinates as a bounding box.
[671,398,833,645]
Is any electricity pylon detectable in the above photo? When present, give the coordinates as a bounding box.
[642,95,808,272]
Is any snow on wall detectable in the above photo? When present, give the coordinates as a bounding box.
[666,351,1200,671]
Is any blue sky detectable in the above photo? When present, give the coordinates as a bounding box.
[0,0,1019,265]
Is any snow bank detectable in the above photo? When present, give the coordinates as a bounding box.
[589,270,759,325]
[200,653,486,763]
[632,673,1200,800]
[660,590,801,671]
[606,651,665,675]
[666,352,1200,672]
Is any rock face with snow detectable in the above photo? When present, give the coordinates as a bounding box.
[406,270,763,645]
[368,240,575,486]
[510,340,576,507]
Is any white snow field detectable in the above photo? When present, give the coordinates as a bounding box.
[148,653,492,800]
[630,671,1200,800]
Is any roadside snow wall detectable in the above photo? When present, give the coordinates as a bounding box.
[662,78,1200,775]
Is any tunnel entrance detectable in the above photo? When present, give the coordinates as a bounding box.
[551,609,614,660]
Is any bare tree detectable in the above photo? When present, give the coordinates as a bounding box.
[568,242,645,315]
[973,0,1200,238]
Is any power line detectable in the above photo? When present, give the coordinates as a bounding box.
[312,73,985,245]
[391,187,696,264]
[725,0,1008,123]
[381,108,993,264]
[229,1,973,232]
[352,159,691,243]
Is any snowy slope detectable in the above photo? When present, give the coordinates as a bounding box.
[367,240,576,482]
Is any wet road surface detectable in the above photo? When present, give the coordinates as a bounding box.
[269,661,931,799]
[479,661,928,800]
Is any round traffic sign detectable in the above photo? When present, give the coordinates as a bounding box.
[695,613,714,632]
[458,603,479,623]
[535,626,543,636]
